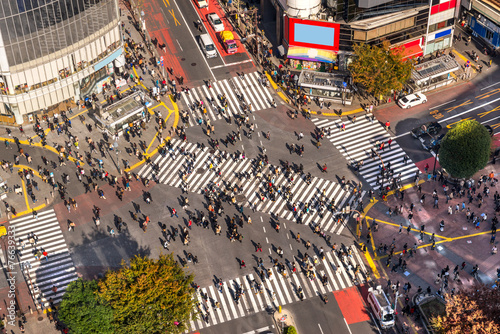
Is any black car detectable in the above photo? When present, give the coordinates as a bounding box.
[422,133,445,152]
[411,122,442,138]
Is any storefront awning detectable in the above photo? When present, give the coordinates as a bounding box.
[396,44,423,60]
[287,46,337,63]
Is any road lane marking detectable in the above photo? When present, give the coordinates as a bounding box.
[429,99,455,110]
[172,0,216,80]
[394,96,500,138]
[344,318,353,334]
[480,81,500,91]
[211,59,254,69]
[168,9,181,26]
[175,39,183,51]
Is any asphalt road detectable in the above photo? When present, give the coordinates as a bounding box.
[378,68,500,166]
[145,0,254,86]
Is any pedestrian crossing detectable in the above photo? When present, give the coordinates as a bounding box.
[312,117,420,189]
[187,244,368,332]
[10,209,78,307]
[138,139,356,235]
[179,71,274,126]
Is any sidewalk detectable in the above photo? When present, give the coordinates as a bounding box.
[256,25,495,119]
[362,158,500,333]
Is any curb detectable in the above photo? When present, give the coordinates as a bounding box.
[264,72,369,118]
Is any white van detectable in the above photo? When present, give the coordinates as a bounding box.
[199,34,217,59]
[367,286,395,329]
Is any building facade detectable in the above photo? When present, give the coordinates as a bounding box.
[0,0,124,124]
[263,0,457,71]
[462,0,500,50]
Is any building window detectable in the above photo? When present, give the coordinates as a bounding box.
[486,29,494,40]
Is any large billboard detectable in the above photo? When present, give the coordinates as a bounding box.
[286,17,340,51]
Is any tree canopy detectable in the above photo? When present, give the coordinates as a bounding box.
[59,254,197,334]
[98,254,197,334]
[431,284,500,334]
[439,120,491,179]
[59,279,114,334]
[349,40,413,99]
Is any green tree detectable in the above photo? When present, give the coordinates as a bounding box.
[349,40,413,99]
[285,326,298,334]
[439,120,491,179]
[98,254,197,334]
[59,279,114,334]
[431,284,500,334]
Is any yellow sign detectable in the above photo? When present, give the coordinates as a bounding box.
[0,225,6,237]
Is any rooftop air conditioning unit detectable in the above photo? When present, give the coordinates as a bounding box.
[319,12,327,20]
[327,0,337,8]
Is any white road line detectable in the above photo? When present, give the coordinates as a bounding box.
[429,99,456,110]
[480,81,500,91]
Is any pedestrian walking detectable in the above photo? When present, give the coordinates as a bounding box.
[68,220,76,231]
[171,208,178,217]
[256,243,263,252]
[240,260,246,269]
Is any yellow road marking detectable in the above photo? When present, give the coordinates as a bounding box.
[169,9,181,26]
[476,88,500,100]
[366,216,451,242]
[21,179,30,212]
[14,165,42,179]
[13,203,47,219]
[478,105,500,118]
[361,242,380,279]
[0,137,83,165]
[446,117,473,129]
[126,95,179,172]
[452,50,476,73]
[444,99,473,113]
[265,72,289,104]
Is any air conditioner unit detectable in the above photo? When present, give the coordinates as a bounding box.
[327,16,334,22]
[319,13,327,20]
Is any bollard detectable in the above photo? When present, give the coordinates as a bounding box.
[278,305,282,314]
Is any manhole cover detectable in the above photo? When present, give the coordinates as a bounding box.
[38,317,44,321]
[317,111,322,115]
[209,149,215,154]
[181,58,186,61]
[235,194,246,202]
[191,63,197,66]
[196,168,205,174]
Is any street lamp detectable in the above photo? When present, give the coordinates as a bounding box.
[432,147,439,174]
[113,141,120,174]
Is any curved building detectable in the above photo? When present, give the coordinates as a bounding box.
[0,0,123,124]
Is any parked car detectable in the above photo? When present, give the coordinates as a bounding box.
[208,13,224,32]
[196,0,208,8]
[422,133,445,152]
[398,93,427,109]
[411,122,442,138]
[485,125,494,137]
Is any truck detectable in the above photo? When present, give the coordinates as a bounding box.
[367,285,395,329]
[219,31,237,54]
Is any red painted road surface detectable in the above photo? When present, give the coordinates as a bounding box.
[333,286,371,325]
[192,0,252,59]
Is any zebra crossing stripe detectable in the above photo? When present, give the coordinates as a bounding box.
[313,117,419,189]
[225,280,243,317]
[323,253,339,291]
[139,140,352,233]
[268,273,287,305]
[10,209,78,307]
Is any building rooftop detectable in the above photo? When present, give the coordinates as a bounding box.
[411,55,460,83]
[298,70,351,90]
[94,89,151,132]
[482,0,500,12]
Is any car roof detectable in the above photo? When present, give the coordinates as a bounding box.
[208,13,219,18]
